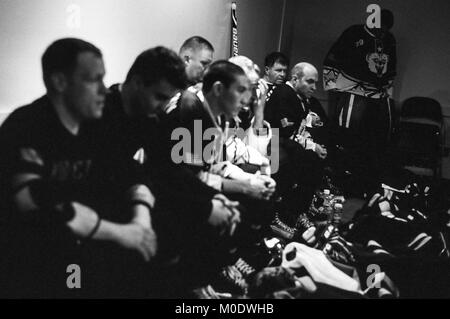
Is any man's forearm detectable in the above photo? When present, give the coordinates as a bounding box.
[126,184,154,228]
[131,204,152,229]
[222,179,250,195]
[253,109,265,130]
[66,202,123,243]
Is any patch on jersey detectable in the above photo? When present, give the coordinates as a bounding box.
[323,66,340,90]
[366,51,389,77]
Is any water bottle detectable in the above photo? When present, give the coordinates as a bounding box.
[323,189,334,218]
[332,203,343,225]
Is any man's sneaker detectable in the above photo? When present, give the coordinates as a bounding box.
[270,216,296,240]
[234,257,257,277]
[219,265,248,295]
[218,258,257,296]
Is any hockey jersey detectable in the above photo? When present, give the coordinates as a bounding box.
[323,25,396,98]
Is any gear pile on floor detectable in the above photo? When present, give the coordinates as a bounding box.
[192,172,450,299]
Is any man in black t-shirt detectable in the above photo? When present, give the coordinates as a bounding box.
[0,38,155,297]
[102,48,244,296]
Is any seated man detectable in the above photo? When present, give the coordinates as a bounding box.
[227,55,273,172]
[164,35,214,114]
[261,51,289,98]
[162,61,279,279]
[102,47,242,296]
[0,38,155,298]
[265,62,328,235]
[166,60,276,202]
[259,52,289,129]
[166,38,272,176]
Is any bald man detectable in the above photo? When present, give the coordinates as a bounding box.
[266,62,328,159]
[265,62,329,235]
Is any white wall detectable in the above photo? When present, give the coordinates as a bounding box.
[0,0,283,115]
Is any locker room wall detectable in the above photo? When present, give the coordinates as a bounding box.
[0,0,283,116]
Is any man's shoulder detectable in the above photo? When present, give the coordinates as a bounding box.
[0,96,55,149]
[271,83,297,100]
[162,90,203,129]
[178,90,205,118]
[343,24,365,35]
[179,90,202,106]
[1,96,51,130]
[335,24,367,41]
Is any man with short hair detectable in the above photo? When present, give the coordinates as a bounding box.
[265,62,329,240]
[226,55,273,172]
[262,51,289,94]
[0,38,155,297]
[165,36,214,114]
[168,60,275,201]
[179,36,214,86]
[266,62,328,160]
[104,46,238,239]
[263,51,289,85]
[103,48,243,297]
[164,60,277,290]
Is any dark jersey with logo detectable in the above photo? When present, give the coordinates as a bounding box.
[323,25,396,98]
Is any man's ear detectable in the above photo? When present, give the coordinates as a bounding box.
[183,55,190,65]
[264,66,270,76]
[211,81,223,97]
[49,72,68,93]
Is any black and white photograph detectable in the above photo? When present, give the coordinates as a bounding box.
[0,0,449,303]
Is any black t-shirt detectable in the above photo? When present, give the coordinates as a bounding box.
[0,95,131,232]
[103,85,217,226]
